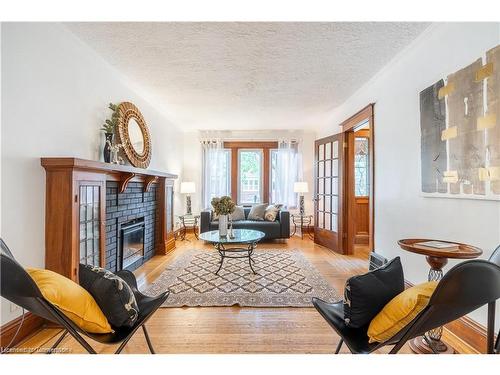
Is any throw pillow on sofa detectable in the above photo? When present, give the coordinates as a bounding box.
[264,204,283,221]
[79,264,139,328]
[247,203,268,221]
[230,206,246,221]
[343,256,404,328]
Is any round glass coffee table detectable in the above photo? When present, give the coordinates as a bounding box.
[199,229,265,275]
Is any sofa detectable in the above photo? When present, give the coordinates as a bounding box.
[200,207,290,240]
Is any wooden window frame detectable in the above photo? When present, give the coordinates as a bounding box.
[224,141,278,204]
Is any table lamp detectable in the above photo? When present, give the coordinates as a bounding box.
[180,182,195,215]
[294,182,308,215]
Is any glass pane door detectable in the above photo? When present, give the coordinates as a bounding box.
[79,184,102,266]
[314,133,344,253]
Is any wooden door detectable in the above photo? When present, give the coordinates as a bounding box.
[340,104,375,254]
[345,129,370,254]
[314,133,344,253]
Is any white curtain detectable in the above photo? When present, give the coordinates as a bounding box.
[275,139,303,208]
[201,139,230,209]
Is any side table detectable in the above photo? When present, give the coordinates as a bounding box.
[398,238,482,354]
[176,214,200,241]
[291,214,314,240]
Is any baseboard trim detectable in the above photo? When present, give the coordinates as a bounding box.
[354,233,369,245]
[405,279,493,353]
[0,312,45,348]
[302,226,314,234]
[444,315,490,354]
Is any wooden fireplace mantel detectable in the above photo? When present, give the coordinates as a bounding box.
[41,158,177,193]
[41,157,177,281]
[41,157,178,178]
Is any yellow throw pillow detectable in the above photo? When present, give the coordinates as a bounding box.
[367,281,438,343]
[26,268,112,334]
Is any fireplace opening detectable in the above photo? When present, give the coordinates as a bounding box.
[120,217,145,270]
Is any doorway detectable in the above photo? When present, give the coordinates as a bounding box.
[313,104,374,256]
[342,104,374,257]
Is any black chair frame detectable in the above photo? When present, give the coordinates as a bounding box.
[488,244,500,354]
[0,238,169,354]
[313,258,500,354]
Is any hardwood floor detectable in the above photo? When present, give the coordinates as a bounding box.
[13,236,474,354]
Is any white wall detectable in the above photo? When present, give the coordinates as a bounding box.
[1,23,184,324]
[317,22,500,327]
[0,23,2,238]
[182,130,316,216]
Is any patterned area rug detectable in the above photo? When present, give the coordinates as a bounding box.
[144,250,339,307]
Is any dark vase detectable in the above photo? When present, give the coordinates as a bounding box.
[103,132,113,163]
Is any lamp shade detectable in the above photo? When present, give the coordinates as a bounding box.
[294,182,309,193]
[180,182,195,194]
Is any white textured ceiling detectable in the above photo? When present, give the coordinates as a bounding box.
[66,22,429,131]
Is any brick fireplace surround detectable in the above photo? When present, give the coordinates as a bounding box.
[105,181,158,272]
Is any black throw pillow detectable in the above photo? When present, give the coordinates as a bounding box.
[343,256,404,328]
[79,264,139,328]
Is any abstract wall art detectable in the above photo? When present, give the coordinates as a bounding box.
[420,44,500,200]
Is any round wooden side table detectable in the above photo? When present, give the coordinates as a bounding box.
[398,238,482,354]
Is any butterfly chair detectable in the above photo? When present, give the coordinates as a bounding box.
[313,258,500,354]
[0,238,169,354]
[488,245,500,354]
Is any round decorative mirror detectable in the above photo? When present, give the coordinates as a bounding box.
[128,118,145,154]
[116,102,152,168]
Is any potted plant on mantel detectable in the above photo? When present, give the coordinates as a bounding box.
[100,102,119,163]
[211,196,235,237]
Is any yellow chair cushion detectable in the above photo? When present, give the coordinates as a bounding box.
[26,268,112,334]
[367,281,438,343]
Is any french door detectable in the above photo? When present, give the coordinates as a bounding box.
[314,133,344,253]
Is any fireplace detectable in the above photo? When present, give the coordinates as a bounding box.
[120,217,145,270]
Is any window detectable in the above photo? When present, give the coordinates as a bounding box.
[354,137,369,196]
[223,141,279,205]
[203,147,231,208]
[238,149,263,204]
[270,149,278,204]
[270,144,299,208]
